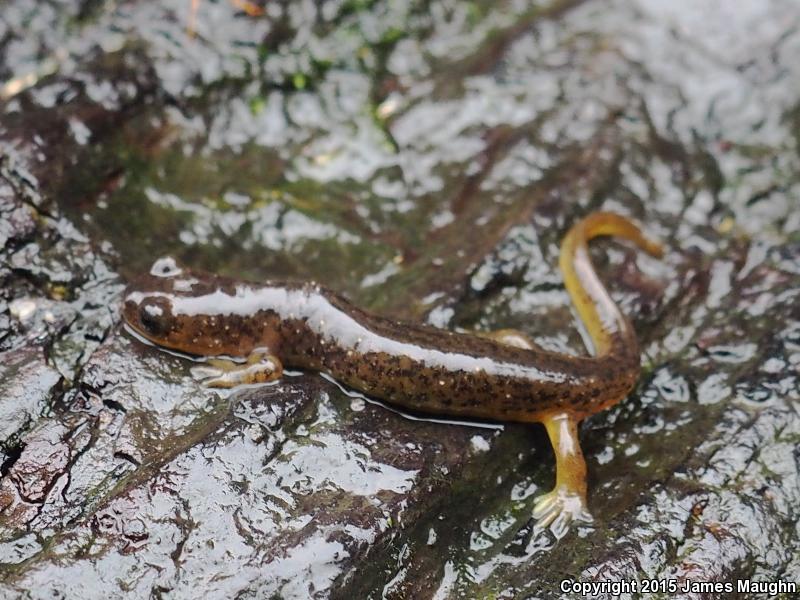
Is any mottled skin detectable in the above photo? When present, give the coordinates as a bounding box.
[122,212,663,536]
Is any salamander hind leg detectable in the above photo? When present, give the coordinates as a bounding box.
[191,349,283,388]
[477,328,536,350]
[533,412,593,539]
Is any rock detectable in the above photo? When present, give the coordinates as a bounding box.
[1,0,798,598]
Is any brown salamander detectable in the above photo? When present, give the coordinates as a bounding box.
[122,211,664,537]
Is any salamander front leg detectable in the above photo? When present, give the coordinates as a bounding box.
[533,412,593,538]
[191,349,283,388]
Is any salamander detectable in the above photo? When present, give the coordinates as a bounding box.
[122,211,664,537]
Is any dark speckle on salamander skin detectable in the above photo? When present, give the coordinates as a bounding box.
[122,262,642,424]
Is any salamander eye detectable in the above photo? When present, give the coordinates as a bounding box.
[150,257,182,278]
[138,298,172,336]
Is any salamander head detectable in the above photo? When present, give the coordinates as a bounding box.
[122,257,262,357]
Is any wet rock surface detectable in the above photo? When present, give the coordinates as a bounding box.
[1,0,799,598]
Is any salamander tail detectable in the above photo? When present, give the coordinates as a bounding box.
[559,212,663,358]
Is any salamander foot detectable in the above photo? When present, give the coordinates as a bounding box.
[191,350,283,388]
[532,486,593,539]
